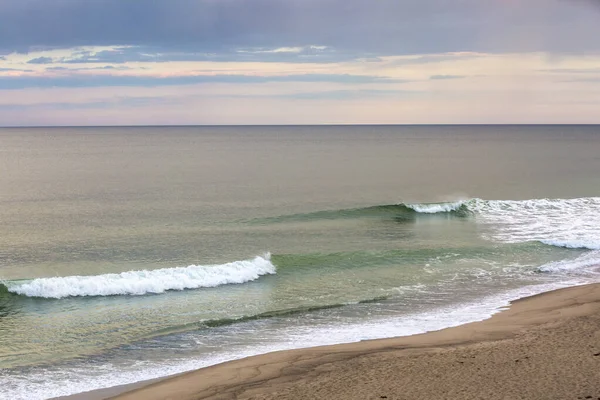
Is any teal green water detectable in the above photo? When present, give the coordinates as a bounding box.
[0,125,599,399]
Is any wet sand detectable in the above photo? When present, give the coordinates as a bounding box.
[69,283,600,400]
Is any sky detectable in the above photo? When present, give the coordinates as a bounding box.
[1,0,600,126]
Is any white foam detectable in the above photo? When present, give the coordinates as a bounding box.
[405,200,467,214]
[537,251,600,274]
[540,239,600,250]
[467,197,600,250]
[407,198,600,250]
[6,254,275,299]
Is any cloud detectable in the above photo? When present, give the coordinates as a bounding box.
[0,87,418,112]
[0,73,403,90]
[45,65,133,71]
[563,77,600,83]
[242,47,305,54]
[429,75,466,80]
[0,95,181,111]
[27,56,54,64]
[284,89,419,100]
[2,83,599,126]
[239,45,330,55]
[45,45,344,64]
[15,45,346,65]
[1,1,599,127]
[539,68,600,74]
[0,67,32,72]
[1,0,599,56]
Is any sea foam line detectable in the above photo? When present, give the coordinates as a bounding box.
[6,254,275,299]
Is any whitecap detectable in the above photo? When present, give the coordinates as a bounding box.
[7,254,275,299]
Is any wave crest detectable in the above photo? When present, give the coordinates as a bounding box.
[403,197,600,251]
[5,254,275,299]
[405,200,468,214]
[252,197,600,251]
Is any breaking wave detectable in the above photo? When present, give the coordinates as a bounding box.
[405,200,468,214]
[3,254,275,299]
[537,251,600,274]
[466,197,600,250]
[407,197,600,251]
[255,197,600,251]
[256,197,600,252]
[249,202,470,224]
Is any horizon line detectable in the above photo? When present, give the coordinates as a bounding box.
[2,123,600,129]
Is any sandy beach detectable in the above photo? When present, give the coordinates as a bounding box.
[62,282,600,400]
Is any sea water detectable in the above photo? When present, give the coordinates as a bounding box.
[0,125,599,399]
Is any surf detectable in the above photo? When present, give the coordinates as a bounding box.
[409,197,600,250]
[468,197,600,250]
[3,254,275,299]
[248,201,471,224]
[256,197,600,250]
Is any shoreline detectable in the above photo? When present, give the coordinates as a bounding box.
[62,282,600,400]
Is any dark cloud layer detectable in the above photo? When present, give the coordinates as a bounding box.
[1,0,599,56]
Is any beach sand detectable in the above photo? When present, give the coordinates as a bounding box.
[70,283,600,400]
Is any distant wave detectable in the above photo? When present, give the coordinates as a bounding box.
[3,254,275,299]
[249,202,469,224]
[255,197,600,251]
[410,197,600,251]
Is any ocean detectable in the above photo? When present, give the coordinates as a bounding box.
[0,125,599,399]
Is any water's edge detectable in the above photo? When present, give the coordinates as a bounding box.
[53,280,596,400]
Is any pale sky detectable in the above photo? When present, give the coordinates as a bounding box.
[1,0,599,126]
